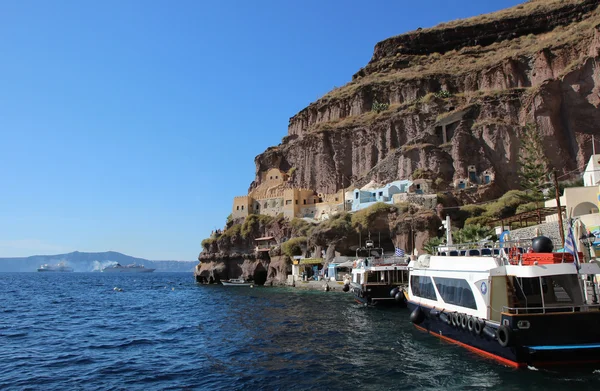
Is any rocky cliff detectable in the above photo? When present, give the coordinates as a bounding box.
[254,0,600,195]
[198,0,600,284]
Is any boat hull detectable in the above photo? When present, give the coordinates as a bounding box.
[351,283,407,307]
[37,268,73,272]
[407,301,600,368]
[221,281,251,286]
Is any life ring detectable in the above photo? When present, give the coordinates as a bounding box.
[467,316,475,333]
[353,261,357,268]
[473,318,483,335]
[460,314,468,329]
[497,325,512,347]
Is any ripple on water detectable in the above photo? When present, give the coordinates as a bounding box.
[1,274,600,390]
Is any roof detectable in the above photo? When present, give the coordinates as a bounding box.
[255,236,274,241]
[489,206,566,226]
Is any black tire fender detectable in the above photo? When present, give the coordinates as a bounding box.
[473,318,483,335]
[497,325,512,347]
[460,314,468,329]
[467,316,475,333]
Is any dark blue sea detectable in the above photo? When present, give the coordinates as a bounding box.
[1,273,599,390]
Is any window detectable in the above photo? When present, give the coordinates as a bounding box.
[513,275,584,308]
[285,200,292,205]
[241,205,244,210]
[335,197,338,201]
[303,199,306,205]
[236,206,239,210]
[275,176,278,179]
[295,200,298,205]
[378,191,383,197]
[355,193,359,199]
[410,275,437,300]
[270,176,273,180]
[434,277,477,309]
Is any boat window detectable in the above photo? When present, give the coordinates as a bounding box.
[433,277,477,309]
[367,272,379,283]
[410,275,437,301]
[513,275,584,308]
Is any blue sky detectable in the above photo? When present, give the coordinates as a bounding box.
[0,0,524,260]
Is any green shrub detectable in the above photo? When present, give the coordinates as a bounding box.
[423,236,443,254]
[281,237,307,257]
[481,190,530,219]
[290,218,314,237]
[221,224,242,238]
[372,100,390,113]
[434,89,452,99]
[201,237,216,251]
[351,202,398,231]
[240,214,274,238]
[515,201,542,214]
[464,216,493,227]
[454,224,492,243]
[460,204,486,217]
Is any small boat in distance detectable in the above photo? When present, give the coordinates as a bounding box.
[101,263,155,273]
[37,262,74,272]
[221,278,252,286]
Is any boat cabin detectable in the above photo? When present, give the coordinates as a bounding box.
[409,239,600,324]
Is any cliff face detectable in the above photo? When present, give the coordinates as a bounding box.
[254,0,600,194]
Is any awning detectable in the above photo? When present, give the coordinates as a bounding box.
[255,236,274,241]
[298,258,324,265]
[336,260,354,268]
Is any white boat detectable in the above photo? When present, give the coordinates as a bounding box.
[407,235,600,368]
[101,263,155,273]
[347,239,409,306]
[221,278,251,286]
[37,262,74,272]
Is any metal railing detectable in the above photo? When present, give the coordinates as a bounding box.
[502,304,600,314]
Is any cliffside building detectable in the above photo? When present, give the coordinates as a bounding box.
[350,180,412,212]
[232,168,343,220]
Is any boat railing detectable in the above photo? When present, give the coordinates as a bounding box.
[502,304,600,314]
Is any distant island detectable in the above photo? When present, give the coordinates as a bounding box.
[0,251,197,273]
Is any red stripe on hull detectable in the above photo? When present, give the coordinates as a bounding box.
[413,324,524,369]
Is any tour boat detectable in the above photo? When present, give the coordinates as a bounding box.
[347,240,409,306]
[407,236,600,368]
[221,278,252,286]
[37,262,74,272]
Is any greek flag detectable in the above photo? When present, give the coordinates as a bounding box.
[395,247,405,257]
[564,225,580,269]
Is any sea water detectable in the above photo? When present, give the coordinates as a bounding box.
[0,272,599,390]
